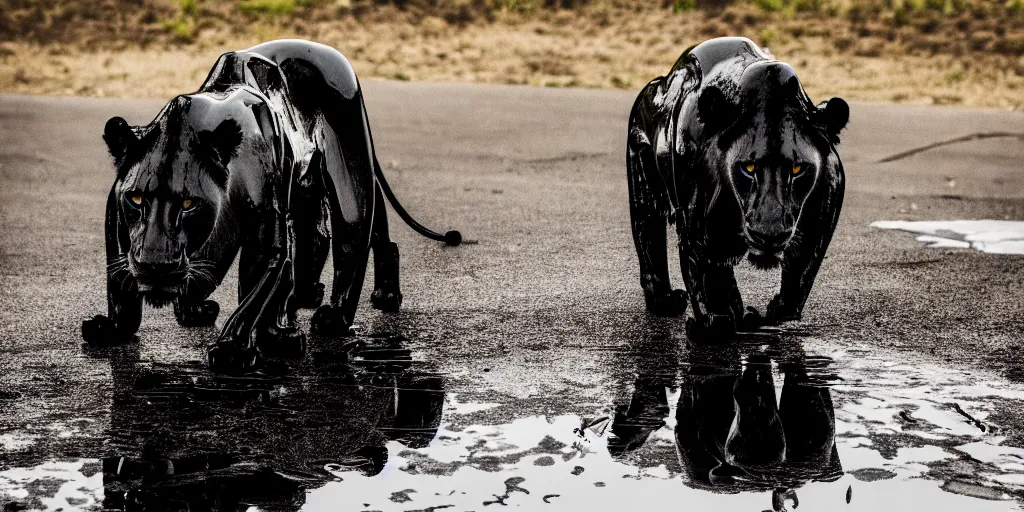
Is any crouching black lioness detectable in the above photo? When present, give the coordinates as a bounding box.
[627,37,849,339]
[82,40,461,372]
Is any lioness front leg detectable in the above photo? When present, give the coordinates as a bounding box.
[627,126,686,317]
[82,272,143,347]
[82,190,142,346]
[707,265,762,332]
[209,211,304,372]
[770,238,831,326]
[209,250,298,372]
[680,238,746,341]
[172,298,220,327]
[768,168,844,325]
[176,234,237,328]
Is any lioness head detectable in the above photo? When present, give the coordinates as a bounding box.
[698,61,848,268]
[104,93,254,304]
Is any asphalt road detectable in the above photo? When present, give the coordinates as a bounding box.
[1,83,1024,510]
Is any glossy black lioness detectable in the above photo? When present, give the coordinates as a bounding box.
[627,37,848,339]
[82,39,461,371]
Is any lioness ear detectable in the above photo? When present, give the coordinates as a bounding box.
[818,97,849,143]
[103,116,137,167]
[199,119,243,168]
[697,86,733,133]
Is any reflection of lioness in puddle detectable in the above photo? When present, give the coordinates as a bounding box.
[609,343,841,506]
[97,336,444,510]
[626,36,849,340]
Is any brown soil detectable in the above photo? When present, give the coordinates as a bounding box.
[0,1,1022,109]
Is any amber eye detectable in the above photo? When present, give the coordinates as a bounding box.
[128,193,143,206]
[745,164,755,174]
[792,165,802,175]
[182,198,196,211]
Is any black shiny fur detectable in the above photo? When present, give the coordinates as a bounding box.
[626,37,848,341]
[83,40,459,372]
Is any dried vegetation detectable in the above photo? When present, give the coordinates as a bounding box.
[0,0,1021,108]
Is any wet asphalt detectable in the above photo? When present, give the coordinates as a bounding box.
[1,82,1024,510]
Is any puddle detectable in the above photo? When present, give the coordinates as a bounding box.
[307,340,1024,511]
[871,220,1024,254]
[2,335,1024,511]
[0,460,103,510]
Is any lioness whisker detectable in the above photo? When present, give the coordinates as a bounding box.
[117,269,132,293]
[106,258,128,271]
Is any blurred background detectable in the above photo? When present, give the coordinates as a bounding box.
[0,0,1021,108]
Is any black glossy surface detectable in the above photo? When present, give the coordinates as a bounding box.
[627,37,849,339]
[82,40,460,373]
[95,335,444,510]
[610,341,841,498]
[91,335,841,511]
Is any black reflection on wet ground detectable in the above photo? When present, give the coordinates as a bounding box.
[95,334,443,511]
[608,333,842,507]
[15,326,1012,510]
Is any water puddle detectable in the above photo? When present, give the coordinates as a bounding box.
[871,220,1024,254]
[2,335,1024,511]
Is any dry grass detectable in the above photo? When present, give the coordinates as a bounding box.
[0,0,1022,109]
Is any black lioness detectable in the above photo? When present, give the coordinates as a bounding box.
[82,40,461,371]
[627,37,848,339]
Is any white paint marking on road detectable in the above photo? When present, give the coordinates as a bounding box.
[871,220,1024,255]
[916,235,971,249]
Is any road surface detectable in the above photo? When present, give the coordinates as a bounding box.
[1,82,1024,510]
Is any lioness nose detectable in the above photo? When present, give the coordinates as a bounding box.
[134,258,185,278]
[747,228,791,249]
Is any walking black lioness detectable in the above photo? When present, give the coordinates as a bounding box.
[626,37,849,340]
[83,40,461,372]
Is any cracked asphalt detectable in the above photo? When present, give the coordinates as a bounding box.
[1,82,1024,510]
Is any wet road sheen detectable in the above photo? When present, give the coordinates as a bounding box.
[3,327,1024,511]
[2,88,1024,511]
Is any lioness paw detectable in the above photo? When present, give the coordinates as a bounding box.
[765,295,802,326]
[739,306,763,332]
[256,325,307,359]
[207,342,262,375]
[644,289,688,317]
[295,283,325,310]
[81,315,135,346]
[370,289,403,312]
[686,313,737,344]
[173,300,220,327]
[311,305,354,337]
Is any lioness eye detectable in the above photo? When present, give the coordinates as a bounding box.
[792,165,802,175]
[182,198,196,211]
[745,164,755,174]
[128,193,143,205]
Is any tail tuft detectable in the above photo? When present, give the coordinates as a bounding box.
[373,155,463,246]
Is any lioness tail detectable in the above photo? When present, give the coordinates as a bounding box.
[373,158,462,246]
